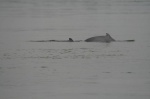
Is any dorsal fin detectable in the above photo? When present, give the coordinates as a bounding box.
[105,33,115,41]
[69,38,74,42]
[106,33,110,36]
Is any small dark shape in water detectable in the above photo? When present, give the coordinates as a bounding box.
[41,66,48,68]
[116,40,135,42]
[85,33,115,43]
[102,72,111,73]
[127,72,132,73]
[69,38,74,42]
[125,40,135,42]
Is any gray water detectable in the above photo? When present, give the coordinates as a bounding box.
[0,0,150,99]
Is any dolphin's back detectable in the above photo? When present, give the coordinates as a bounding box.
[85,36,108,42]
[85,33,115,42]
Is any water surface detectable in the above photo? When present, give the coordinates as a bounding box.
[0,0,150,99]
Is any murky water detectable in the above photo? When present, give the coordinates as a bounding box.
[0,0,150,99]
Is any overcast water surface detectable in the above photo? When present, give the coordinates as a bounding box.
[0,0,150,99]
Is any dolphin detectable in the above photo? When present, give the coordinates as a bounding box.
[85,33,115,43]
[47,38,74,42]
[29,33,134,43]
[30,38,74,42]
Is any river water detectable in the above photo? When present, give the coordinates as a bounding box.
[0,0,150,99]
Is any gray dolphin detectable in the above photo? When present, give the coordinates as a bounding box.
[85,33,115,43]
[30,38,74,42]
[29,33,134,43]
